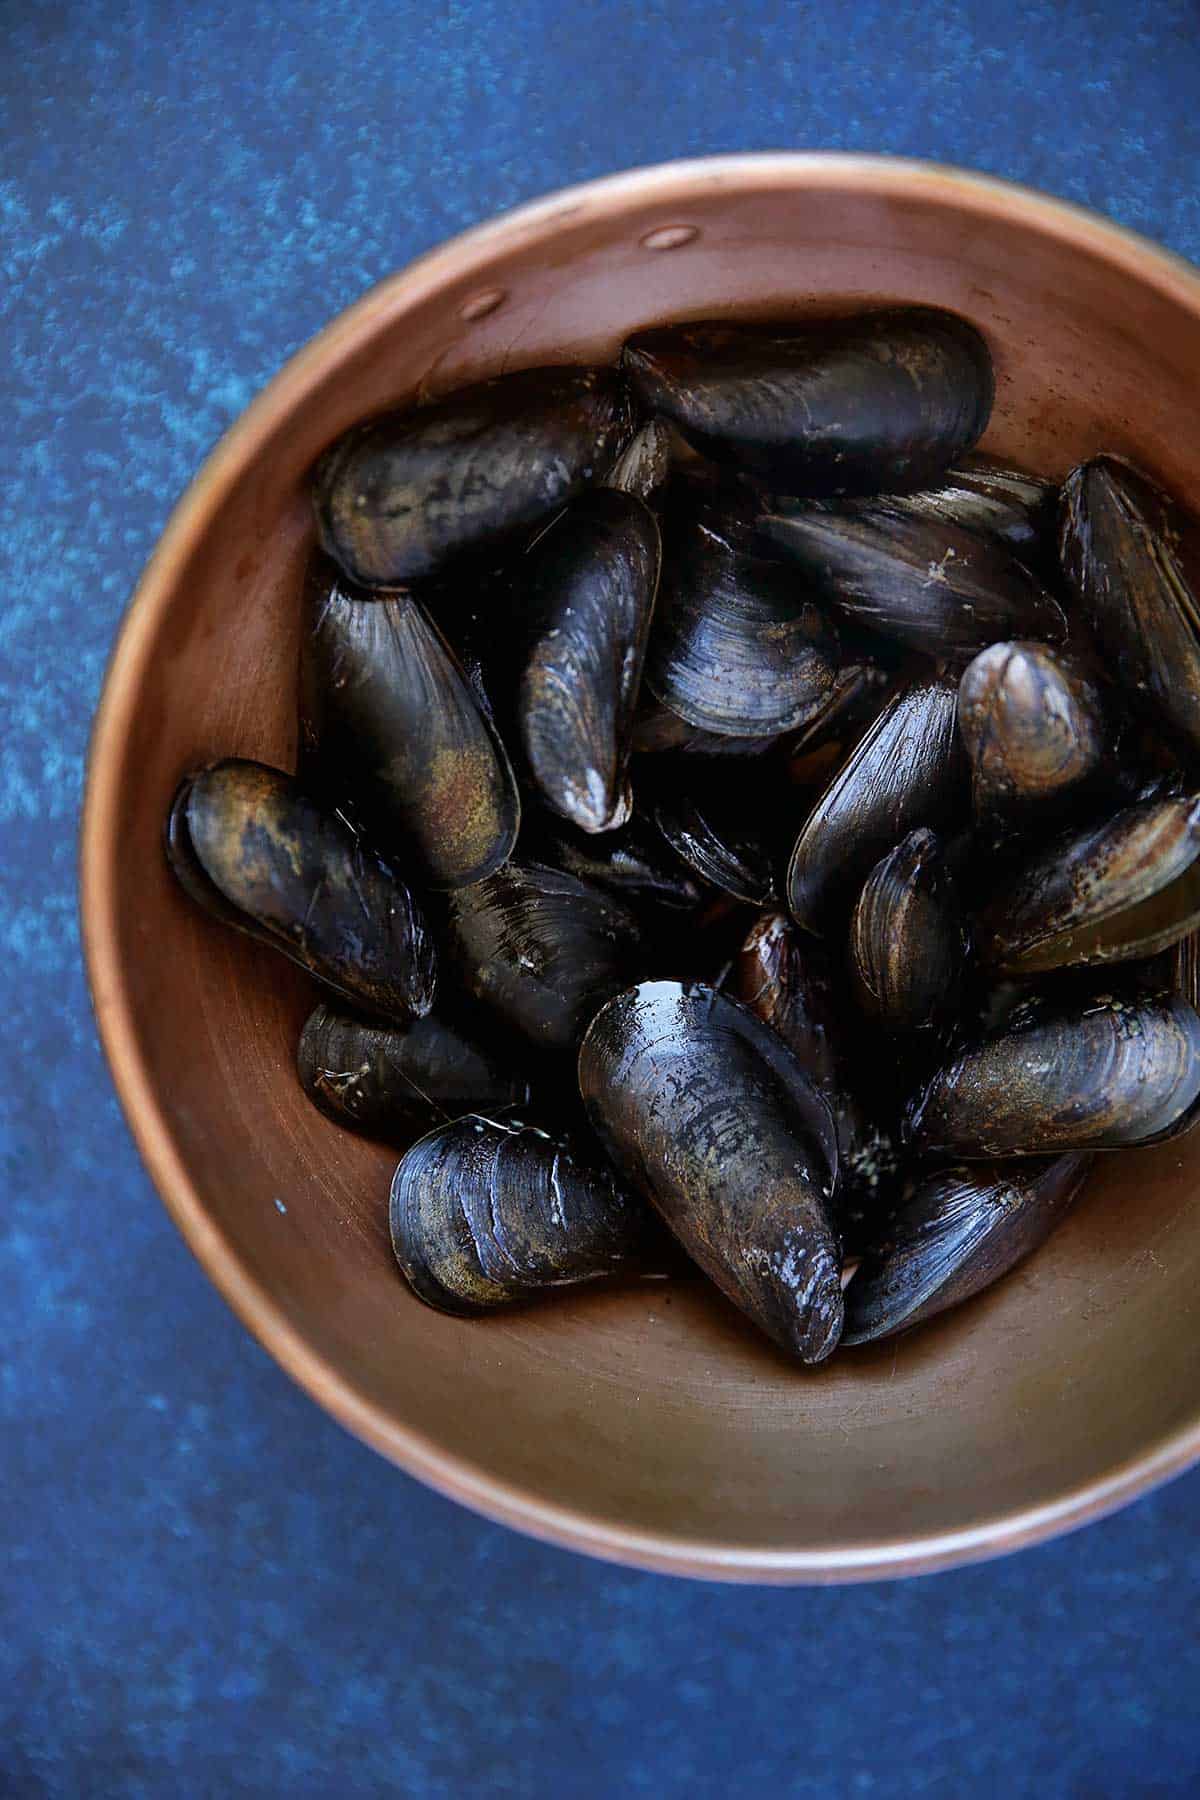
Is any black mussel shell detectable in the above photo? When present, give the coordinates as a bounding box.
[787,675,966,931]
[849,828,969,1032]
[650,761,780,906]
[621,308,993,495]
[757,503,1066,662]
[980,793,1200,974]
[516,488,660,834]
[313,365,635,585]
[297,1001,533,1139]
[908,984,1200,1156]
[1060,455,1200,759]
[165,759,436,1022]
[631,694,783,757]
[843,1154,1091,1345]
[958,640,1107,826]
[445,860,645,1054]
[390,1115,656,1315]
[300,558,520,889]
[841,455,1059,572]
[783,660,893,767]
[525,809,705,911]
[605,418,674,501]
[732,911,899,1244]
[643,506,839,739]
[579,981,843,1362]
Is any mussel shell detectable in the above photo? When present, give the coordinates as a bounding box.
[757,504,1066,661]
[517,488,660,834]
[650,763,779,906]
[578,981,843,1362]
[525,810,705,911]
[958,640,1107,824]
[604,417,673,501]
[390,1115,653,1315]
[300,561,520,888]
[787,675,965,930]
[165,759,437,1021]
[843,1154,1090,1345]
[841,455,1059,571]
[1060,455,1200,758]
[850,828,969,1031]
[630,694,783,757]
[980,793,1200,974]
[621,308,993,495]
[313,365,635,585]
[783,660,893,766]
[732,911,899,1241]
[908,985,1200,1155]
[445,860,645,1053]
[643,509,839,739]
[297,1001,533,1139]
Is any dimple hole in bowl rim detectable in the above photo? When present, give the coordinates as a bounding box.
[80,153,1200,1583]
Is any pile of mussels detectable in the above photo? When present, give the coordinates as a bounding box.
[166,305,1200,1364]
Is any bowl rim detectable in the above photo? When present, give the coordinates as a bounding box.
[80,152,1200,1583]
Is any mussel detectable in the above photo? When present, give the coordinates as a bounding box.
[445,861,644,1053]
[841,455,1059,572]
[850,828,969,1031]
[757,503,1067,661]
[650,763,779,905]
[642,505,839,739]
[1060,455,1200,758]
[297,1001,533,1139]
[908,985,1200,1156]
[517,489,660,834]
[732,911,898,1241]
[313,365,635,585]
[390,1115,655,1314]
[165,759,436,1021]
[630,695,783,757]
[787,675,965,930]
[980,793,1200,974]
[300,559,520,888]
[621,308,993,495]
[958,640,1107,827]
[579,981,843,1362]
[843,1155,1091,1345]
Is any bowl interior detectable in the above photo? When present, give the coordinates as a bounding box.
[84,160,1200,1579]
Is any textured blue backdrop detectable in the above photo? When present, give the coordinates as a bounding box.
[5,2,1200,1794]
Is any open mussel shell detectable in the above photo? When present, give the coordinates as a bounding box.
[621,307,993,495]
[1060,455,1200,759]
[787,675,965,930]
[445,860,645,1054]
[579,981,843,1363]
[958,640,1107,825]
[165,758,437,1022]
[526,810,705,912]
[297,1001,533,1140]
[517,488,660,834]
[732,911,899,1243]
[301,560,520,888]
[313,364,635,586]
[841,455,1059,572]
[908,985,1200,1156]
[650,763,779,905]
[389,1115,656,1315]
[604,417,673,501]
[843,1154,1091,1345]
[981,793,1200,974]
[850,828,969,1031]
[643,506,839,739]
[758,503,1066,662]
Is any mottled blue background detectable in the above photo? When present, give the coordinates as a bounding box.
[5,2,1200,1793]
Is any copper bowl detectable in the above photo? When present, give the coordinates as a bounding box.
[81,155,1200,1581]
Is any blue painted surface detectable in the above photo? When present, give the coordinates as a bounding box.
[4,2,1200,1792]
